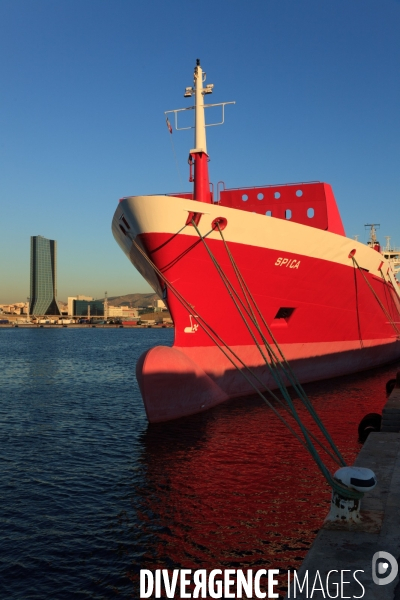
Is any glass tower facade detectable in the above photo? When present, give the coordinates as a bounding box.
[30,236,61,316]
[73,300,104,316]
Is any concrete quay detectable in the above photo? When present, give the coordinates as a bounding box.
[285,380,400,599]
[382,388,400,433]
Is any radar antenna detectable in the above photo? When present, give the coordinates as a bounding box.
[364,224,380,247]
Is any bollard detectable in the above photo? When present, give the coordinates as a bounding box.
[326,467,377,523]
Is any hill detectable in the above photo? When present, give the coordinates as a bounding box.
[106,292,159,308]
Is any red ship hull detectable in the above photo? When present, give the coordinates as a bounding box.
[112,187,400,422]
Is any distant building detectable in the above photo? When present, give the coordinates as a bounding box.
[0,303,27,315]
[73,299,104,317]
[29,236,61,316]
[108,306,139,318]
[153,299,167,312]
[68,295,93,316]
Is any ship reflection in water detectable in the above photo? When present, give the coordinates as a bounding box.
[132,364,397,595]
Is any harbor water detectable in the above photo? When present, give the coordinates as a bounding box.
[1,328,399,599]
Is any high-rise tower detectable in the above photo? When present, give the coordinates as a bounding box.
[29,236,61,316]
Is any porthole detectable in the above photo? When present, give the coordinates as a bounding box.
[257,192,264,200]
[307,208,314,218]
[242,194,248,201]
[296,189,303,197]
[274,192,281,199]
[266,210,272,216]
[285,209,292,220]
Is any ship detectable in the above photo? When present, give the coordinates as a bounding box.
[363,224,400,283]
[112,60,400,423]
[384,241,400,282]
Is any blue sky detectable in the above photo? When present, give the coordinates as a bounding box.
[1,0,399,303]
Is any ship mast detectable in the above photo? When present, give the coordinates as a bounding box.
[187,59,213,203]
[165,60,234,204]
[365,223,380,249]
[193,59,208,153]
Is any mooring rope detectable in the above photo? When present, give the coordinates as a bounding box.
[379,267,400,327]
[126,230,362,499]
[129,234,320,449]
[213,222,348,464]
[191,219,346,468]
[352,257,400,338]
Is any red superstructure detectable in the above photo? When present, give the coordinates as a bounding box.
[112,60,400,423]
[218,181,345,235]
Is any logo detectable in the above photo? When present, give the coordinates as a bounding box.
[372,551,398,586]
[184,314,199,334]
